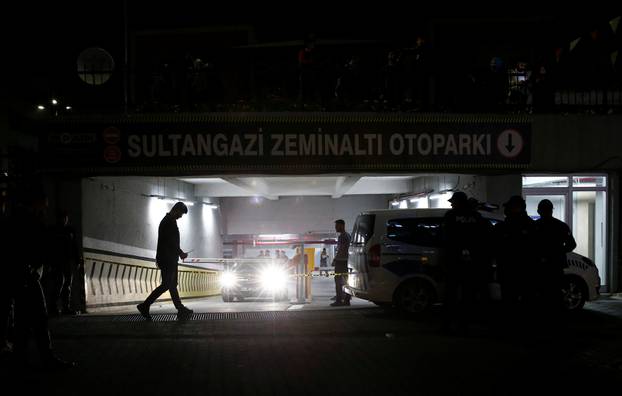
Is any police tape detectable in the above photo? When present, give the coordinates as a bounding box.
[287,272,352,278]
[217,271,353,279]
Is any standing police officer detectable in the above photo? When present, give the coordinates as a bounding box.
[534,199,576,312]
[494,195,537,311]
[442,191,491,334]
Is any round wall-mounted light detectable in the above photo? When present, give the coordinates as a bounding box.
[77,47,115,85]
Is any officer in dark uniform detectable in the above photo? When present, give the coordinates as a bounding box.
[137,202,193,320]
[441,191,491,334]
[534,199,576,312]
[7,182,75,368]
[494,195,536,311]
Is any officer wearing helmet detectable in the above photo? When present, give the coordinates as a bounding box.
[494,195,537,311]
[442,191,492,334]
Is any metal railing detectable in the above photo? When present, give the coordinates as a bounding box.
[84,254,220,308]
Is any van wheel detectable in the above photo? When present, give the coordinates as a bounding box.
[222,293,233,302]
[395,280,435,314]
[562,276,587,310]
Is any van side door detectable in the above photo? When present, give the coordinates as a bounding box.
[348,214,376,290]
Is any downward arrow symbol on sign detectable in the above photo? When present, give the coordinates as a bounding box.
[505,133,515,152]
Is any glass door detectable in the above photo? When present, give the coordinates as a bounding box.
[523,174,608,288]
[572,190,607,284]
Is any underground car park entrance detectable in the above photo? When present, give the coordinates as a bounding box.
[34,113,618,314]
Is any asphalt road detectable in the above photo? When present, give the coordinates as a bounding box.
[2,295,621,396]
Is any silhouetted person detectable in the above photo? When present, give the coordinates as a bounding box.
[507,61,532,109]
[46,210,80,316]
[482,56,508,111]
[532,63,554,112]
[6,182,75,368]
[494,196,536,313]
[382,50,402,108]
[441,191,491,334]
[331,219,351,306]
[137,202,193,321]
[319,247,329,277]
[534,199,576,313]
[335,55,364,109]
[407,36,430,109]
[298,35,320,106]
[0,212,13,355]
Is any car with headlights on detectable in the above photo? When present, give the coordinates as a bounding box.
[220,259,290,302]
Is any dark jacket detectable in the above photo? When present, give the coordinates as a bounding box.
[3,207,48,285]
[156,213,182,267]
[494,212,537,279]
[442,208,492,271]
[535,217,576,273]
[50,224,80,269]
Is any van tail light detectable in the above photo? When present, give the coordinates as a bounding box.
[368,244,381,267]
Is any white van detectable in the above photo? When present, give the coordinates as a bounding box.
[344,209,600,313]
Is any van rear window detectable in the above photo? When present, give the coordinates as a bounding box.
[352,214,375,245]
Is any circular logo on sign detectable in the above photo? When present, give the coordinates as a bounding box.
[60,133,72,144]
[103,126,121,145]
[497,129,524,158]
[77,47,115,85]
[103,146,122,163]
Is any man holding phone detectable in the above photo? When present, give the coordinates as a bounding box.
[137,202,193,320]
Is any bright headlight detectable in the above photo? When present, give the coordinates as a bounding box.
[220,271,238,288]
[260,267,288,291]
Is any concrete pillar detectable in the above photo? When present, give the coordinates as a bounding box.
[485,174,522,209]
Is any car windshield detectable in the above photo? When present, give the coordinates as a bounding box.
[228,260,284,273]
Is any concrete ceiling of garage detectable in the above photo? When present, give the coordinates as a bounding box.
[178,175,424,200]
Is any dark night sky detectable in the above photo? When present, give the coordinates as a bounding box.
[10,2,618,59]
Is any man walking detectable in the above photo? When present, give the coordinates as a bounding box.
[137,202,193,320]
[330,219,351,307]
